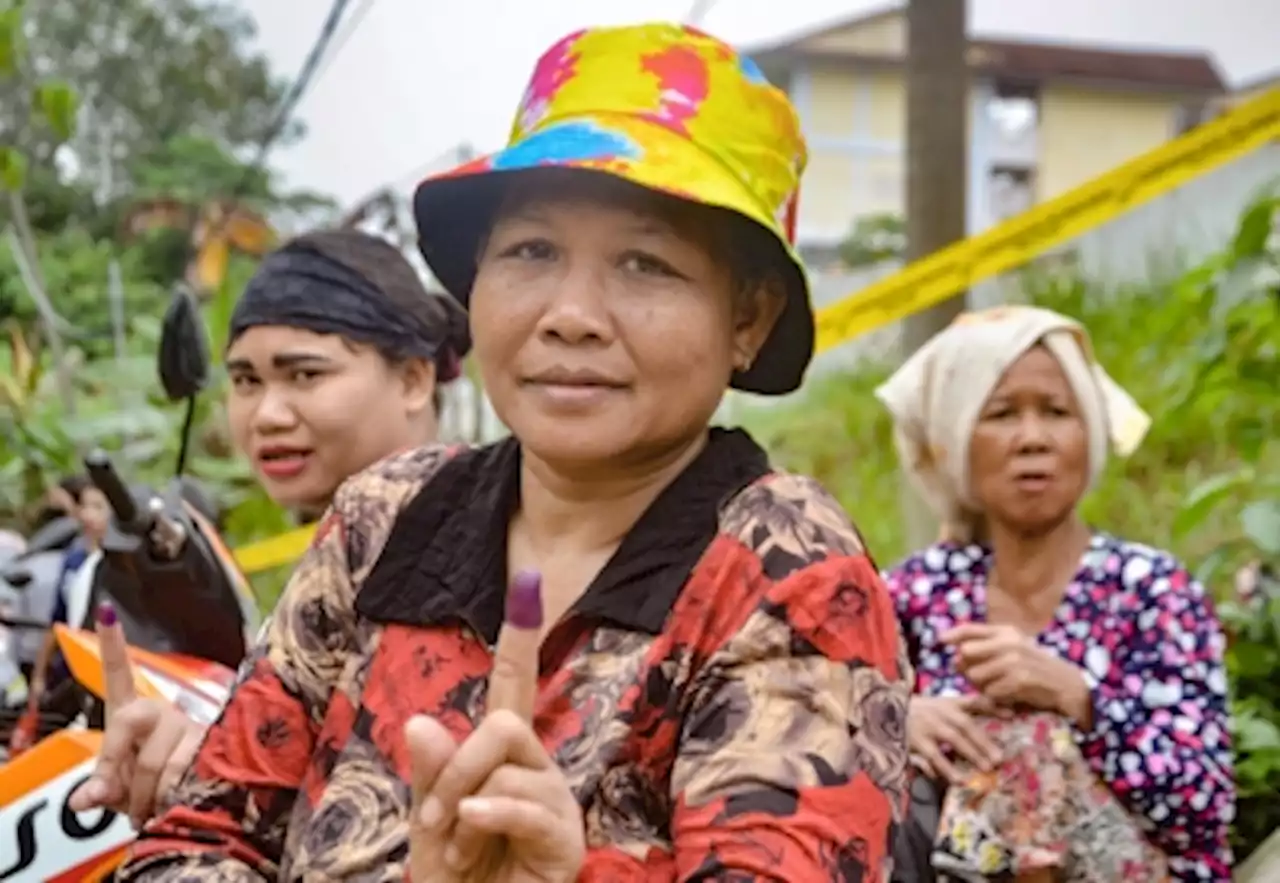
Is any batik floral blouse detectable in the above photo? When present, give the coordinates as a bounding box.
[884,532,1235,882]
[119,429,912,882]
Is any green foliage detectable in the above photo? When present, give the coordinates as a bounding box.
[0,127,335,355]
[0,1,79,193]
[1172,190,1280,857]
[0,144,25,189]
[0,5,22,76]
[0,229,168,353]
[0,0,310,563]
[3,0,298,196]
[31,78,77,141]
[838,212,906,269]
[741,191,1280,859]
[129,134,333,217]
[0,273,282,551]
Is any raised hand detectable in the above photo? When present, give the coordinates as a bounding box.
[943,623,1092,725]
[406,571,585,883]
[68,602,206,828]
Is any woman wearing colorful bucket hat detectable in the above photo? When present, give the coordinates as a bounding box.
[118,22,910,883]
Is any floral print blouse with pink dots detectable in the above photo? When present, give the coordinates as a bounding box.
[883,532,1235,882]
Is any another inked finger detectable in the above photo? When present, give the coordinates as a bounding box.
[97,602,138,714]
[486,570,542,722]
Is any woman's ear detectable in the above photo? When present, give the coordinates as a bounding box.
[398,357,438,417]
[731,278,786,371]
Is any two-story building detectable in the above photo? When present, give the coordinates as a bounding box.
[744,6,1226,257]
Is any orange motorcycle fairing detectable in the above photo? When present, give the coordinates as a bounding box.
[0,630,237,881]
[0,730,135,881]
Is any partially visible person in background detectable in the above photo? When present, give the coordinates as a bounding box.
[877,306,1233,881]
[42,480,80,526]
[70,227,472,828]
[7,482,82,693]
[223,228,472,522]
[9,475,111,753]
[0,529,29,702]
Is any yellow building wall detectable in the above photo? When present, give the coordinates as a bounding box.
[864,71,907,141]
[805,63,857,137]
[798,65,912,236]
[1036,87,1178,199]
[798,151,859,236]
[799,14,905,56]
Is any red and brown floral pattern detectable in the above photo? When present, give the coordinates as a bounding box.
[119,430,911,881]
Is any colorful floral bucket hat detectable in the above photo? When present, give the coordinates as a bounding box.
[413,21,813,394]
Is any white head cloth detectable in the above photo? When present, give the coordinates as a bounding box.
[873,306,1151,543]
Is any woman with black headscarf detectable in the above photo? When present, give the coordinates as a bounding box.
[69,228,472,827]
[224,228,471,517]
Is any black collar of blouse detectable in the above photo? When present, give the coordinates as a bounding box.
[356,427,771,644]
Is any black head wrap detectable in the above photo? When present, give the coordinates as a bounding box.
[228,229,471,380]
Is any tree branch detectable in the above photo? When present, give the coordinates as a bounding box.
[5,192,76,417]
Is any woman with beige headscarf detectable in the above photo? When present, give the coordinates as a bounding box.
[877,306,1234,882]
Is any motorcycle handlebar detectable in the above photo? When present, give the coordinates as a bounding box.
[84,448,140,527]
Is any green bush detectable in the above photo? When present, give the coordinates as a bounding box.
[740,192,1280,861]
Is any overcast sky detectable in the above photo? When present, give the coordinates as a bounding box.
[239,0,1279,207]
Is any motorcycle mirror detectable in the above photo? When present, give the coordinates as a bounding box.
[157,286,211,402]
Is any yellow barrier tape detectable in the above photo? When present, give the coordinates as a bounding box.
[233,524,316,575]
[814,87,1280,353]
[231,90,1280,575]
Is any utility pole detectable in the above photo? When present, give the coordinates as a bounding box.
[900,0,969,548]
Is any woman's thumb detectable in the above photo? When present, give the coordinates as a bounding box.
[69,775,120,812]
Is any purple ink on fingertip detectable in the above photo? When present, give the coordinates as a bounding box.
[96,601,117,626]
[506,570,543,630]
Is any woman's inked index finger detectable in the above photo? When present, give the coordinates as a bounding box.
[97,601,138,713]
[486,570,543,723]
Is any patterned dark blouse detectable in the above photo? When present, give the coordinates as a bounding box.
[119,429,912,881]
[885,533,1234,881]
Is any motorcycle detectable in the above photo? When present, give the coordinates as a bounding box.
[0,289,260,881]
[0,515,80,706]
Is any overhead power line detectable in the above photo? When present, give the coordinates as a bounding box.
[236,0,357,189]
[311,0,377,87]
[179,0,357,267]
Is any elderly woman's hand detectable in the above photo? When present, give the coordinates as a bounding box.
[943,623,1092,724]
[406,572,584,883]
[908,695,1005,784]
